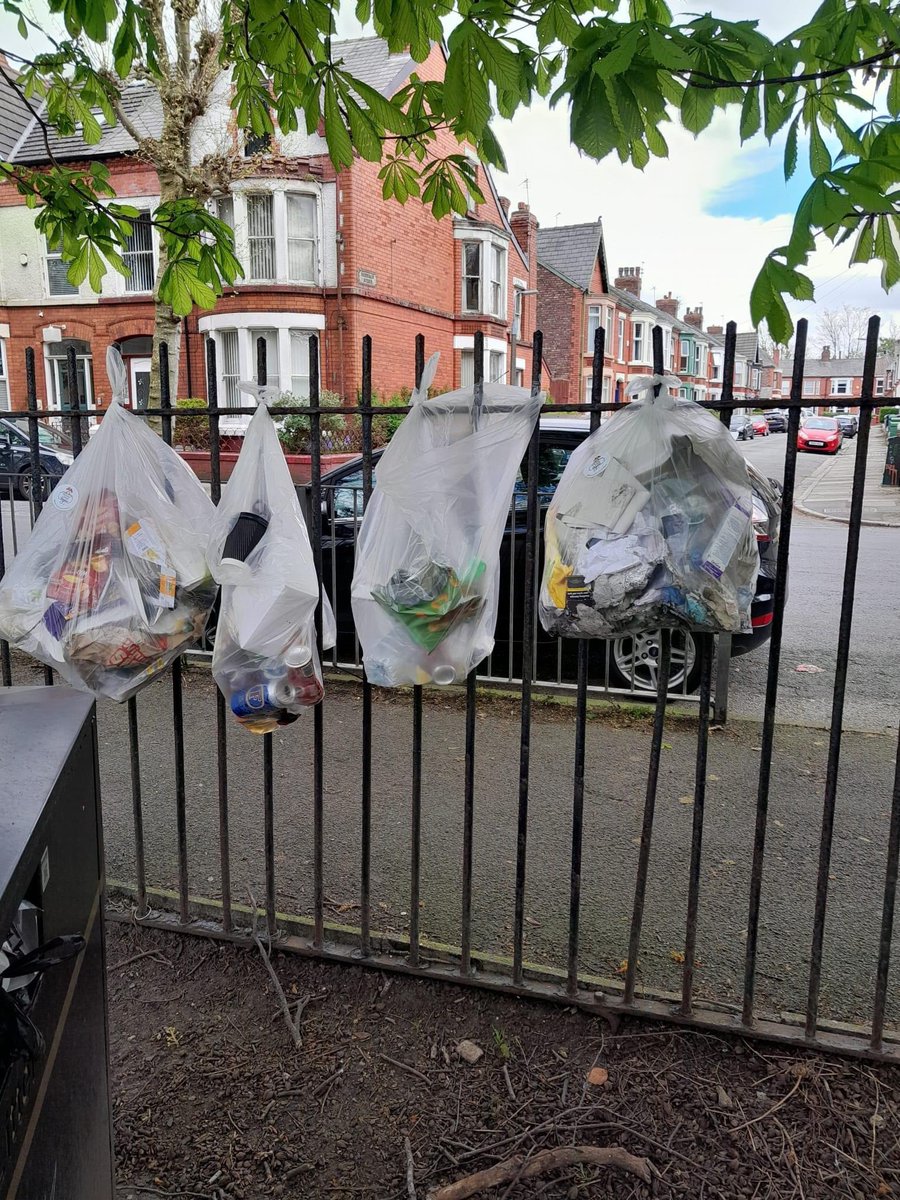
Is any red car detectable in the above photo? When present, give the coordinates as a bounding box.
[751,415,770,437]
[798,416,843,454]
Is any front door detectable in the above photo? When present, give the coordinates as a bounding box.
[130,358,151,410]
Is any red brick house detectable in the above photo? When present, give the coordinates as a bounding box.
[777,344,899,411]
[0,38,541,428]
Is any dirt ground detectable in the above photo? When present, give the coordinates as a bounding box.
[108,921,900,1200]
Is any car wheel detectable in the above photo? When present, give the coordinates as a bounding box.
[17,467,50,502]
[609,630,702,695]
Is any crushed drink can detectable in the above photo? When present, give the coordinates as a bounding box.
[230,679,296,719]
[283,644,324,706]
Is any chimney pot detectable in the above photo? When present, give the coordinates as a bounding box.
[706,324,724,336]
[614,265,642,298]
[821,344,831,361]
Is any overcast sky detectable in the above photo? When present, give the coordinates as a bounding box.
[1,0,895,338]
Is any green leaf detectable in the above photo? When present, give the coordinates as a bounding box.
[784,114,800,180]
[444,25,491,135]
[889,69,900,119]
[808,119,832,175]
[739,87,760,141]
[593,26,641,80]
[874,214,900,289]
[681,84,715,134]
[851,217,875,265]
[645,122,669,158]
[323,79,354,168]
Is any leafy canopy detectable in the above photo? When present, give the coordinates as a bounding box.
[1,0,899,338]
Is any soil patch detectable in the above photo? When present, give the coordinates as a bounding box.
[111,922,900,1200]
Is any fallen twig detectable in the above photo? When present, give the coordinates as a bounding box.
[426,1145,652,1199]
[379,1052,430,1084]
[247,888,302,1048]
[109,948,172,972]
[730,1072,804,1132]
[404,1135,417,1199]
[501,1064,516,1102]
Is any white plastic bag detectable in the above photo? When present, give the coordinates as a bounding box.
[540,378,759,639]
[351,356,541,686]
[206,384,335,733]
[0,389,217,701]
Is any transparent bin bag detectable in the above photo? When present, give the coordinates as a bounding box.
[351,355,541,687]
[206,389,336,734]
[540,378,760,640]
[0,400,217,701]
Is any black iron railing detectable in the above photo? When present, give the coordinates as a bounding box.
[0,317,898,1062]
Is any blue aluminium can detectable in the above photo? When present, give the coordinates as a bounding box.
[230,680,295,718]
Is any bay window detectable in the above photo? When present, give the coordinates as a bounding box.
[219,330,240,408]
[488,349,504,382]
[213,195,234,231]
[247,194,276,280]
[291,333,311,397]
[617,316,625,361]
[459,236,508,316]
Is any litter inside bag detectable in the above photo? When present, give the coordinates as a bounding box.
[207,386,335,734]
[540,379,760,640]
[352,355,541,686]
[0,395,217,701]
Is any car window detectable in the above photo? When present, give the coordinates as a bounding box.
[514,445,574,508]
[326,467,369,522]
[805,417,837,430]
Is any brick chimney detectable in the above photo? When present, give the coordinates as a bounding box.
[684,305,704,330]
[615,266,642,298]
[706,324,724,336]
[498,195,511,216]
[821,344,831,361]
[656,292,680,320]
[509,200,540,294]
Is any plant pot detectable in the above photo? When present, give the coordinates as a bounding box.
[178,449,360,485]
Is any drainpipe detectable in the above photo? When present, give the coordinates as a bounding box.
[334,174,346,400]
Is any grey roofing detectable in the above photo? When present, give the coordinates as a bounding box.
[609,286,701,340]
[735,331,775,366]
[14,79,164,164]
[780,354,891,378]
[537,221,603,291]
[0,64,33,159]
[11,37,417,165]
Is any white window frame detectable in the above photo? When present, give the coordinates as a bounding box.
[198,312,326,431]
[679,343,690,373]
[286,192,318,284]
[617,315,625,362]
[123,210,155,294]
[489,244,506,318]
[488,348,504,383]
[44,236,79,298]
[631,321,645,364]
[0,339,8,405]
[462,241,481,313]
[803,379,819,396]
[601,375,611,404]
[696,343,707,378]
[44,339,94,412]
[586,305,601,352]
[604,307,614,347]
[711,354,722,381]
[876,377,885,395]
[246,193,276,281]
[831,377,851,396]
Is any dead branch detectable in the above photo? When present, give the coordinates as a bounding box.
[247,888,302,1048]
[427,1145,653,1199]
[404,1136,417,1200]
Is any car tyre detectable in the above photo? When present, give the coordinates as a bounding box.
[17,467,50,502]
[608,630,703,695]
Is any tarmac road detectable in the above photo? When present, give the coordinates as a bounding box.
[733,432,900,733]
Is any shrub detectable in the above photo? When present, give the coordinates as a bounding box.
[276,389,345,454]
[879,405,899,423]
[175,398,210,451]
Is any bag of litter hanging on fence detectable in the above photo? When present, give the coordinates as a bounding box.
[206,383,336,734]
[351,355,541,687]
[0,355,217,701]
[539,376,759,640]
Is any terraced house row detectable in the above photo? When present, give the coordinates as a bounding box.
[1,38,774,426]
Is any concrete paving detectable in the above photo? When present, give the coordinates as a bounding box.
[794,428,900,526]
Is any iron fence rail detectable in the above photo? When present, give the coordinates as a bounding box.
[0,318,898,1062]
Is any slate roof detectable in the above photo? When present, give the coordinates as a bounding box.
[734,331,775,366]
[609,286,704,340]
[780,354,891,378]
[537,221,603,292]
[0,62,33,159]
[9,37,418,165]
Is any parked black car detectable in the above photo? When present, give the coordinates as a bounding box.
[765,411,788,432]
[315,416,782,694]
[834,413,858,438]
[729,415,755,441]
[0,418,73,501]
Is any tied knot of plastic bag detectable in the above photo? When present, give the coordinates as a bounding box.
[625,374,681,406]
[106,346,129,406]
[238,381,282,409]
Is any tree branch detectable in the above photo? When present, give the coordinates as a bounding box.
[680,44,899,91]
[427,1145,653,1200]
